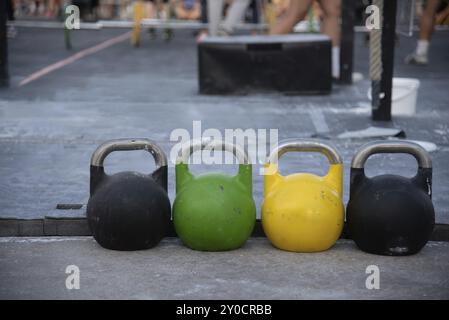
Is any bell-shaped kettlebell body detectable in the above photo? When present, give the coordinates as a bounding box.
[173,139,256,251]
[262,140,344,252]
[347,141,435,256]
[87,139,171,251]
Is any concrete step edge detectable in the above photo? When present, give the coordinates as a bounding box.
[0,218,448,241]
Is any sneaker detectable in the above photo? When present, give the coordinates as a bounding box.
[405,53,428,65]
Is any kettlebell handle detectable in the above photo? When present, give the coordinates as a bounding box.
[351,140,432,169]
[267,140,342,165]
[176,138,250,165]
[91,139,168,168]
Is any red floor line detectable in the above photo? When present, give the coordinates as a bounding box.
[18,31,132,87]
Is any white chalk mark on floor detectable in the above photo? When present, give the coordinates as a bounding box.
[308,108,330,134]
[0,237,92,243]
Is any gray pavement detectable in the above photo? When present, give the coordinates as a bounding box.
[0,237,448,299]
[1,28,449,222]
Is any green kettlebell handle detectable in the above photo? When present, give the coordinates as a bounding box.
[267,140,342,166]
[91,138,167,169]
[177,138,250,165]
[351,140,432,169]
[175,139,252,193]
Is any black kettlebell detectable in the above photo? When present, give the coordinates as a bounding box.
[87,139,171,251]
[347,140,434,256]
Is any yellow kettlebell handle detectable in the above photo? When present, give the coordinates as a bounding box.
[264,140,343,197]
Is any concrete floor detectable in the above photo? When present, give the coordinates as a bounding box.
[1,28,449,222]
[0,237,448,300]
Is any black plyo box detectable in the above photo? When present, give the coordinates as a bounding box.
[198,34,332,95]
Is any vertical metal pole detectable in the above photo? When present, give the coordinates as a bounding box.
[372,0,397,121]
[0,0,9,87]
[251,0,260,24]
[201,0,208,24]
[339,0,356,84]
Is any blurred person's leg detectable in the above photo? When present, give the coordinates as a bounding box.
[207,0,224,36]
[319,0,341,78]
[205,0,253,37]
[406,0,441,65]
[222,0,251,33]
[270,0,313,34]
[319,0,340,46]
[436,2,449,24]
[175,1,189,19]
[46,0,54,17]
[419,0,440,40]
[157,0,168,19]
[55,0,62,18]
[147,1,156,18]
[274,0,291,17]
[47,0,61,18]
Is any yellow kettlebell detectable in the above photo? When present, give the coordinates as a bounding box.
[262,140,344,252]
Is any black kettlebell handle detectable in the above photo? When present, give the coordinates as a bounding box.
[351,140,432,169]
[350,140,433,197]
[90,139,168,195]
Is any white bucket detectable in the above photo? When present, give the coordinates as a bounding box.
[368,77,420,116]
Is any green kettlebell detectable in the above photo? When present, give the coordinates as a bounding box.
[173,139,256,251]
